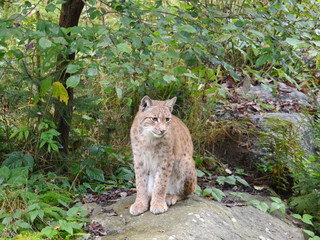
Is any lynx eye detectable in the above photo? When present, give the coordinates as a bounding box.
[151,117,158,122]
[166,118,171,122]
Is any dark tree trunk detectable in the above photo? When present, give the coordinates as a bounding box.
[54,0,84,154]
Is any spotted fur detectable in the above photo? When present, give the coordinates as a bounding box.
[129,96,197,215]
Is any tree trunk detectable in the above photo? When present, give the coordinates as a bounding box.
[54,0,84,154]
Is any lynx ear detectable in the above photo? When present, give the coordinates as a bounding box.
[166,96,177,112]
[140,96,152,112]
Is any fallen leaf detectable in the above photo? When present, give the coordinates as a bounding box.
[102,208,118,216]
[254,186,264,191]
[278,87,292,93]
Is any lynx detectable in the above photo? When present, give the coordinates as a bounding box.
[129,96,197,215]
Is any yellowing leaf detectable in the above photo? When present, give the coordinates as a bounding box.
[52,82,69,105]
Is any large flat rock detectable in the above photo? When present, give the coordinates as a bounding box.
[85,194,304,240]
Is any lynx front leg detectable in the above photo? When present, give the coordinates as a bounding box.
[150,161,173,215]
[130,161,150,216]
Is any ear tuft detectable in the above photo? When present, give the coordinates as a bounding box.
[167,96,177,112]
[140,96,152,112]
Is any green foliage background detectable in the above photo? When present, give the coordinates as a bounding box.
[1,0,320,238]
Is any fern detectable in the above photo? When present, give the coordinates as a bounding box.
[290,193,320,214]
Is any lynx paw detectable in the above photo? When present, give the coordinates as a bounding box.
[150,201,168,215]
[166,195,183,206]
[130,201,149,216]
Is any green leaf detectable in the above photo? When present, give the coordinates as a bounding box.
[181,51,197,66]
[9,50,24,59]
[0,166,10,184]
[223,62,239,80]
[52,82,69,105]
[12,209,22,219]
[41,226,58,238]
[235,176,250,187]
[7,167,29,185]
[269,202,281,213]
[224,176,236,185]
[247,200,269,212]
[41,78,52,95]
[286,38,310,48]
[66,75,81,88]
[202,188,212,197]
[167,50,180,59]
[196,169,205,178]
[86,167,105,181]
[257,202,269,212]
[45,3,56,12]
[29,210,38,223]
[279,204,286,216]
[303,230,315,237]
[222,23,237,30]
[59,220,73,235]
[51,143,59,152]
[27,203,40,212]
[48,129,60,136]
[270,197,282,204]
[131,36,142,48]
[89,145,105,157]
[66,64,81,74]
[216,176,226,185]
[286,38,304,45]
[3,151,24,169]
[117,42,132,53]
[16,220,31,229]
[235,20,244,27]
[177,25,197,33]
[251,45,260,56]
[120,16,132,27]
[269,197,285,215]
[142,36,152,46]
[195,185,202,196]
[88,67,98,77]
[220,34,232,41]
[163,74,176,83]
[23,154,34,171]
[115,167,134,181]
[302,214,313,225]
[256,54,272,68]
[291,214,302,220]
[211,188,225,202]
[116,87,123,98]
[38,209,44,220]
[248,29,265,38]
[38,37,52,50]
[67,206,79,217]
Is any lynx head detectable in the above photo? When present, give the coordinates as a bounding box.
[138,96,177,138]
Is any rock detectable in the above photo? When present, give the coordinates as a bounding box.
[213,82,315,170]
[85,194,304,240]
[213,111,316,170]
[250,112,316,154]
[240,82,310,107]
